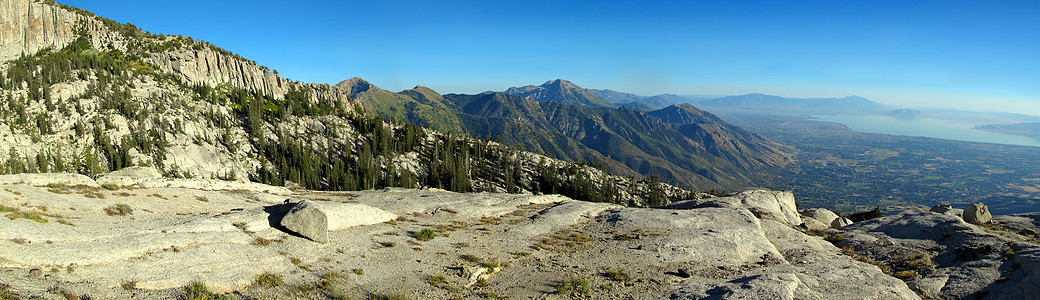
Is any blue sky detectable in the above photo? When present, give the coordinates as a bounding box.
[62,0,1040,115]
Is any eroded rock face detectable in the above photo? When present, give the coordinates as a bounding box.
[0,0,112,61]
[280,200,330,243]
[836,212,1040,299]
[963,202,992,225]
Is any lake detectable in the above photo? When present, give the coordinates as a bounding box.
[811,115,1040,147]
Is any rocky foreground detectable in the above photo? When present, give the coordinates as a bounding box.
[0,171,1038,299]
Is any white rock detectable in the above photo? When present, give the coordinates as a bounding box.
[802,216,830,231]
[801,208,839,227]
[732,189,803,226]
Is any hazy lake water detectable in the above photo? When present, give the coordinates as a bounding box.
[811,115,1040,147]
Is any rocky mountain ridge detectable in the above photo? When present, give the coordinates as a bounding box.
[1,0,337,101]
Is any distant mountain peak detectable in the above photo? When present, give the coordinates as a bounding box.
[503,79,611,107]
[335,77,377,95]
[544,79,576,87]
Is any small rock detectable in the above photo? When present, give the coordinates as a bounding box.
[280,200,329,243]
[27,268,42,278]
[284,180,304,191]
[907,275,949,298]
[962,203,992,225]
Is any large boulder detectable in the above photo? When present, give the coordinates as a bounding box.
[802,208,839,227]
[733,190,802,226]
[963,202,992,225]
[280,200,329,243]
[662,190,802,226]
[801,216,830,231]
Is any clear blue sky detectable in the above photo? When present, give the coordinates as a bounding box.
[62,0,1040,115]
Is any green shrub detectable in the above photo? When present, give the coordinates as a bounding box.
[101,183,119,190]
[605,268,630,282]
[183,281,230,300]
[370,293,408,300]
[895,270,917,280]
[104,204,132,216]
[556,278,590,296]
[414,228,436,241]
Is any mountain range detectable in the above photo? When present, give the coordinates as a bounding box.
[343,78,793,188]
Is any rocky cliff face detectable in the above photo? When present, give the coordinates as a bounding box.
[0,0,320,100]
[0,0,123,62]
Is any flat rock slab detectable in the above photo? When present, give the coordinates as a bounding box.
[76,243,293,292]
[0,182,340,293]
[599,207,782,266]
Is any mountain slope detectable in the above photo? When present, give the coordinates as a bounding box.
[335,77,463,132]
[439,92,792,188]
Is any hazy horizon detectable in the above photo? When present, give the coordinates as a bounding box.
[60,0,1040,117]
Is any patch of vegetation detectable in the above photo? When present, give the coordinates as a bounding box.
[369,293,409,300]
[101,183,120,190]
[251,237,272,247]
[378,241,396,248]
[460,254,481,262]
[352,268,364,276]
[182,281,230,300]
[414,228,436,241]
[427,274,449,289]
[479,216,501,225]
[121,280,137,290]
[480,259,502,269]
[254,273,282,287]
[841,246,889,273]
[103,204,132,216]
[895,270,918,280]
[5,210,49,223]
[46,286,77,300]
[535,229,591,251]
[605,268,630,282]
[556,278,590,297]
